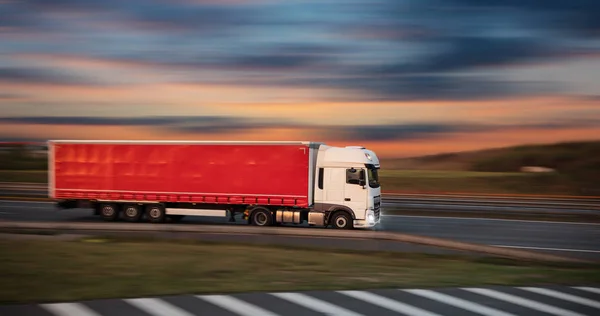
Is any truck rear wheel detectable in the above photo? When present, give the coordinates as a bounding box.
[100,203,119,221]
[250,208,273,226]
[330,211,353,229]
[122,204,142,222]
[146,204,165,223]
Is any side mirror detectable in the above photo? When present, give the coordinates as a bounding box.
[359,179,366,186]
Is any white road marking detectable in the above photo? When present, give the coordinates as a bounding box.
[41,303,102,316]
[339,290,441,316]
[404,289,517,316]
[382,214,600,225]
[198,295,281,316]
[463,288,586,316]
[124,298,195,316]
[520,287,600,309]
[573,287,600,295]
[272,292,364,316]
[492,245,600,254]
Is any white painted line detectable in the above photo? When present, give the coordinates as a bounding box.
[339,290,441,316]
[573,287,600,295]
[124,298,195,316]
[404,289,516,316]
[463,288,586,316]
[492,245,600,254]
[41,303,102,316]
[520,287,600,309]
[272,292,364,316]
[382,214,600,226]
[198,295,281,316]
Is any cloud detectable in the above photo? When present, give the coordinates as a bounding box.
[2,115,598,143]
[447,0,600,38]
[2,0,599,101]
[0,68,108,86]
[0,93,26,101]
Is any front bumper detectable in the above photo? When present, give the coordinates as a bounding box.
[353,208,381,229]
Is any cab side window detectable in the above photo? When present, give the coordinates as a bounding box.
[346,168,365,185]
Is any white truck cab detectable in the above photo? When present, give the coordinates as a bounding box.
[313,145,381,228]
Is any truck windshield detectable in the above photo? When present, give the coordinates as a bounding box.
[366,166,380,188]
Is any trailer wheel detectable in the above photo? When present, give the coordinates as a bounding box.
[100,203,119,221]
[122,204,142,222]
[330,211,353,229]
[250,208,273,226]
[146,204,165,223]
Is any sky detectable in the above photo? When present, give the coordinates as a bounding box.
[1,0,600,158]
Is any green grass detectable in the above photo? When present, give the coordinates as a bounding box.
[0,170,47,183]
[1,237,598,304]
[381,170,528,178]
[379,170,578,195]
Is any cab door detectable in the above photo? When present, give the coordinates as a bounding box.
[343,168,367,217]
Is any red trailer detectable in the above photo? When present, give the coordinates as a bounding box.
[49,140,382,229]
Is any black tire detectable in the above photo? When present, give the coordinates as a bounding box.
[250,208,273,226]
[99,203,119,221]
[330,211,353,229]
[146,204,165,223]
[122,204,142,222]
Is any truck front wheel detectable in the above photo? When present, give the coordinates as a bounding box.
[146,204,165,223]
[250,208,273,226]
[330,211,353,229]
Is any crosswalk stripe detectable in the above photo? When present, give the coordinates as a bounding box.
[404,289,517,316]
[339,290,441,316]
[271,292,365,316]
[520,287,600,309]
[124,298,196,316]
[197,295,281,316]
[41,303,102,316]
[573,287,600,295]
[463,288,587,316]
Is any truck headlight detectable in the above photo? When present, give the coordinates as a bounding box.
[367,211,375,224]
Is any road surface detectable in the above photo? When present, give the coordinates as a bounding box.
[2,285,599,316]
[1,200,599,260]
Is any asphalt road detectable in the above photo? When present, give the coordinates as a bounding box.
[3,285,600,316]
[1,200,599,260]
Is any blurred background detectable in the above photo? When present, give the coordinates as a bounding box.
[1,0,599,195]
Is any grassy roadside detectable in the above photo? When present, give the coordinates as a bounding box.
[0,170,47,183]
[1,237,599,304]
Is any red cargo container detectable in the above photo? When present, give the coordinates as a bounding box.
[49,139,382,229]
[50,141,314,208]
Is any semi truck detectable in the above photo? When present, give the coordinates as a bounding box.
[49,140,381,229]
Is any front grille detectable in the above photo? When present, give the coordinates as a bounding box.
[373,195,381,220]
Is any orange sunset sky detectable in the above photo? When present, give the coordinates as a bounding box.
[1,0,599,158]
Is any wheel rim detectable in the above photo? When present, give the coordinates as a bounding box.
[149,208,161,218]
[102,206,114,217]
[125,207,137,217]
[255,212,268,225]
[335,216,347,227]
